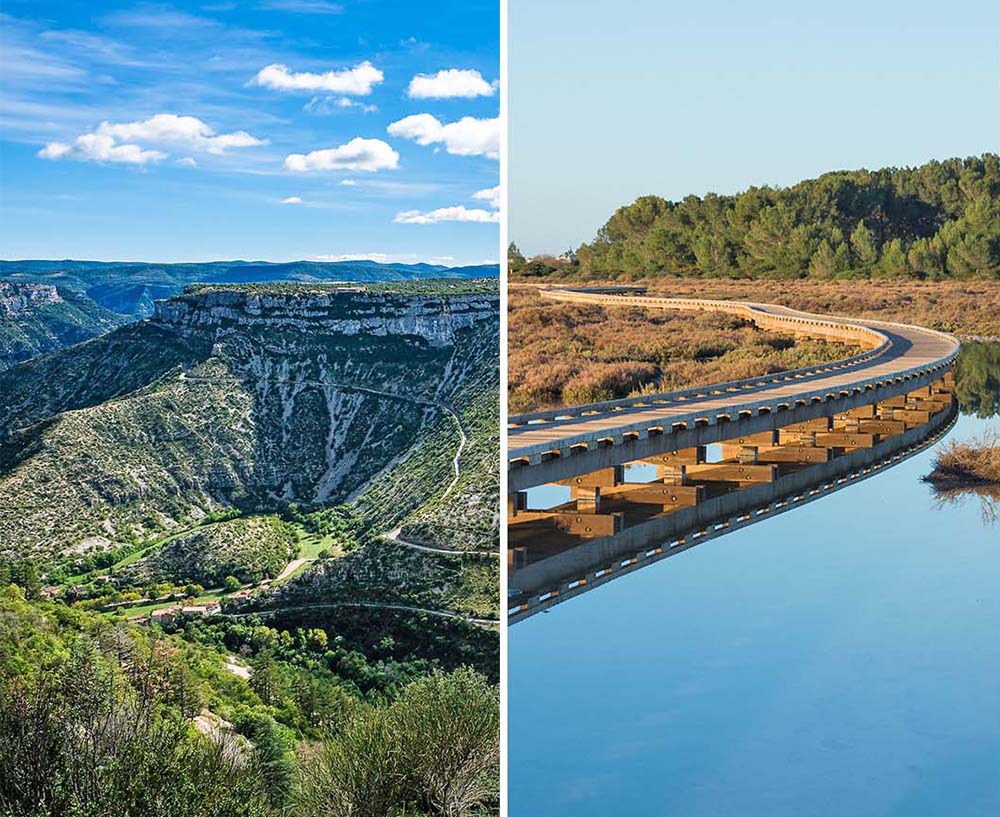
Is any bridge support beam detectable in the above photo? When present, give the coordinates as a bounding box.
[684,463,777,485]
[508,366,957,493]
[603,483,704,507]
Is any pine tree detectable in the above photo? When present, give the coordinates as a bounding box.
[850,220,879,268]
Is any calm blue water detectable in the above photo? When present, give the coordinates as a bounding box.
[510,410,1000,816]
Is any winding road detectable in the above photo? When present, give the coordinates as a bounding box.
[220,600,498,627]
[385,527,499,558]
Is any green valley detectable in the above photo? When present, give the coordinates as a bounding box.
[0,280,500,817]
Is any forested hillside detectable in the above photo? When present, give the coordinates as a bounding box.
[521,154,1000,280]
[0,587,498,817]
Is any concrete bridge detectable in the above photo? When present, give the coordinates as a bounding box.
[507,287,961,622]
[508,288,960,492]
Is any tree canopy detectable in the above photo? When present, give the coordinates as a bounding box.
[561,155,1000,280]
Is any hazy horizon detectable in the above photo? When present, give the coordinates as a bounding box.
[0,256,499,267]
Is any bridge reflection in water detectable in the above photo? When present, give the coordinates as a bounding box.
[508,372,958,623]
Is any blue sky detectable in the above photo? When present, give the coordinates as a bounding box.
[510,0,1000,256]
[0,0,499,264]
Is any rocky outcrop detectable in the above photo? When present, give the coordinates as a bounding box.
[152,287,498,347]
[0,282,62,316]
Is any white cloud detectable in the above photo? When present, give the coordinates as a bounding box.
[38,114,266,165]
[407,68,495,99]
[281,196,303,204]
[387,114,498,159]
[258,0,343,12]
[176,156,198,167]
[284,137,398,172]
[39,134,165,165]
[252,62,382,95]
[394,206,500,225]
[310,252,416,263]
[104,114,264,154]
[473,185,500,210]
[339,179,358,186]
[304,95,378,115]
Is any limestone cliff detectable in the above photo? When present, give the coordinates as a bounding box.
[153,287,497,348]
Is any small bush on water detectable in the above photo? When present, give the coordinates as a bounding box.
[924,432,1000,487]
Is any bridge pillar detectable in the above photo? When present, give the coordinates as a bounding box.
[892,408,932,425]
[555,466,623,489]
[655,464,687,484]
[782,418,832,433]
[860,418,906,436]
[508,491,528,518]
[778,429,818,445]
[757,446,830,464]
[815,432,877,449]
[509,546,528,569]
[571,485,601,511]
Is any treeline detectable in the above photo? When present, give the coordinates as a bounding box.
[518,154,1000,280]
[0,587,499,817]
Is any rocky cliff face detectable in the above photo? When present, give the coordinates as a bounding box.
[152,287,497,348]
[0,283,499,559]
[0,281,63,315]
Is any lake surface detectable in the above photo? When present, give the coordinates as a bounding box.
[509,348,1000,817]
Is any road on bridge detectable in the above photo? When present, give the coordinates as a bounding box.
[507,289,960,491]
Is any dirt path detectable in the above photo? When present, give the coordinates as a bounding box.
[275,557,312,582]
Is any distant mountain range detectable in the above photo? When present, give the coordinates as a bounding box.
[0,258,500,317]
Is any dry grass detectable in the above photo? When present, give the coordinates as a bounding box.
[925,432,1000,525]
[513,278,1000,338]
[507,286,861,413]
[925,432,1000,487]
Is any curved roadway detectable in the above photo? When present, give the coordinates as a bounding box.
[508,288,960,488]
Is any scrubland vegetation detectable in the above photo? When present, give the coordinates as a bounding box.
[507,286,859,412]
[116,516,298,588]
[631,278,1000,338]
[0,284,501,815]
[925,432,1000,487]
[0,587,498,817]
[924,430,1000,525]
